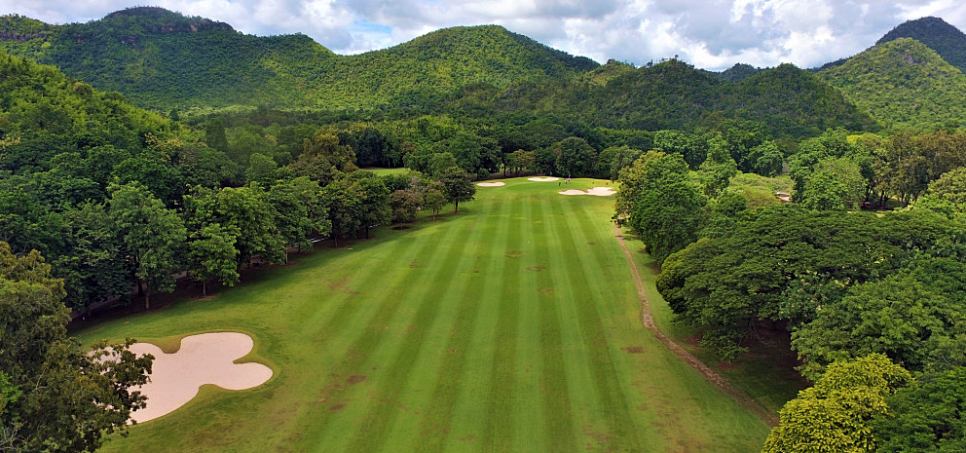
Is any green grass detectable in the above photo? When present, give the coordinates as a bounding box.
[362,167,410,176]
[78,177,772,452]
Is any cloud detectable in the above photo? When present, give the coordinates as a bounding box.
[5,0,966,71]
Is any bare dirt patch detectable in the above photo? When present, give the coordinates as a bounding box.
[526,266,546,272]
[622,346,645,354]
[328,402,346,412]
[346,375,367,385]
[538,287,555,297]
[505,250,524,258]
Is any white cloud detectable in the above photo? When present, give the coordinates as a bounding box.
[4,1,966,71]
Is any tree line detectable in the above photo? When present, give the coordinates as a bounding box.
[614,126,966,451]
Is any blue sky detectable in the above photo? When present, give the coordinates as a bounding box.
[5,0,966,71]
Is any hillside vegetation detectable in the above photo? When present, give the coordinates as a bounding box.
[877,16,966,74]
[820,38,966,130]
[0,8,596,110]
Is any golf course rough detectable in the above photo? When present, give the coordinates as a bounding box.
[80,177,771,452]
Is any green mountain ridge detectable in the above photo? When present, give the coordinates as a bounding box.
[876,16,966,74]
[444,59,878,137]
[0,7,596,110]
[820,37,966,130]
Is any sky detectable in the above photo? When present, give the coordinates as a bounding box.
[5,0,966,71]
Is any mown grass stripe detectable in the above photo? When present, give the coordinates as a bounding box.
[410,196,511,453]
[561,197,648,450]
[511,193,549,452]
[479,194,522,452]
[543,196,642,451]
[303,219,467,450]
[341,206,483,452]
[533,197,579,452]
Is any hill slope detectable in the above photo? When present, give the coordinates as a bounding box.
[447,59,878,137]
[876,16,966,73]
[728,64,879,135]
[820,38,966,129]
[0,7,597,110]
[0,50,174,172]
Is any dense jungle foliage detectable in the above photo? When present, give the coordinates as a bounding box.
[877,16,966,74]
[4,7,966,452]
[821,38,966,130]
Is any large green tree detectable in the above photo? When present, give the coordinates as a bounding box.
[108,183,186,309]
[874,367,966,452]
[762,354,913,453]
[439,167,476,213]
[0,242,152,452]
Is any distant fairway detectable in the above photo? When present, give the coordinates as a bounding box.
[80,177,770,452]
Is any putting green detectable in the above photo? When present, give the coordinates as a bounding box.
[79,177,771,452]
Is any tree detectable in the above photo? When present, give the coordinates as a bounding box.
[554,136,597,178]
[187,223,240,297]
[929,166,966,205]
[633,175,708,264]
[108,183,186,309]
[792,261,966,380]
[291,132,357,185]
[746,141,784,177]
[421,181,447,220]
[0,242,152,452]
[698,136,738,198]
[762,354,913,453]
[874,367,966,452]
[246,152,278,185]
[428,152,458,178]
[439,167,476,213]
[352,172,392,239]
[183,185,286,267]
[390,190,420,223]
[614,151,689,226]
[53,201,128,314]
[322,178,364,246]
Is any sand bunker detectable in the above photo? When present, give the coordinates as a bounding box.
[476,181,505,187]
[528,177,559,182]
[559,187,616,197]
[127,332,272,423]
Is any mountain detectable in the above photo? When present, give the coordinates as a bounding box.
[876,16,966,74]
[820,38,966,130]
[0,7,597,110]
[444,59,877,138]
[728,64,879,135]
[705,63,765,82]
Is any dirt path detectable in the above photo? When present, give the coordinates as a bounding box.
[613,224,779,426]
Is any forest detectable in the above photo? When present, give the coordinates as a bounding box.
[2,6,966,453]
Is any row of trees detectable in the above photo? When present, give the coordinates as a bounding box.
[613,127,966,451]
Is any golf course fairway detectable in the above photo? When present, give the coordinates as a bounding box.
[78,177,771,452]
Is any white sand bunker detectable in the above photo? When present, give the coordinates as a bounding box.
[128,332,272,423]
[528,177,559,182]
[477,181,505,187]
[559,187,616,197]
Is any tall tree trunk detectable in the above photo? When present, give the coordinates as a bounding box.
[454,201,459,213]
[202,280,207,298]
[144,289,151,310]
